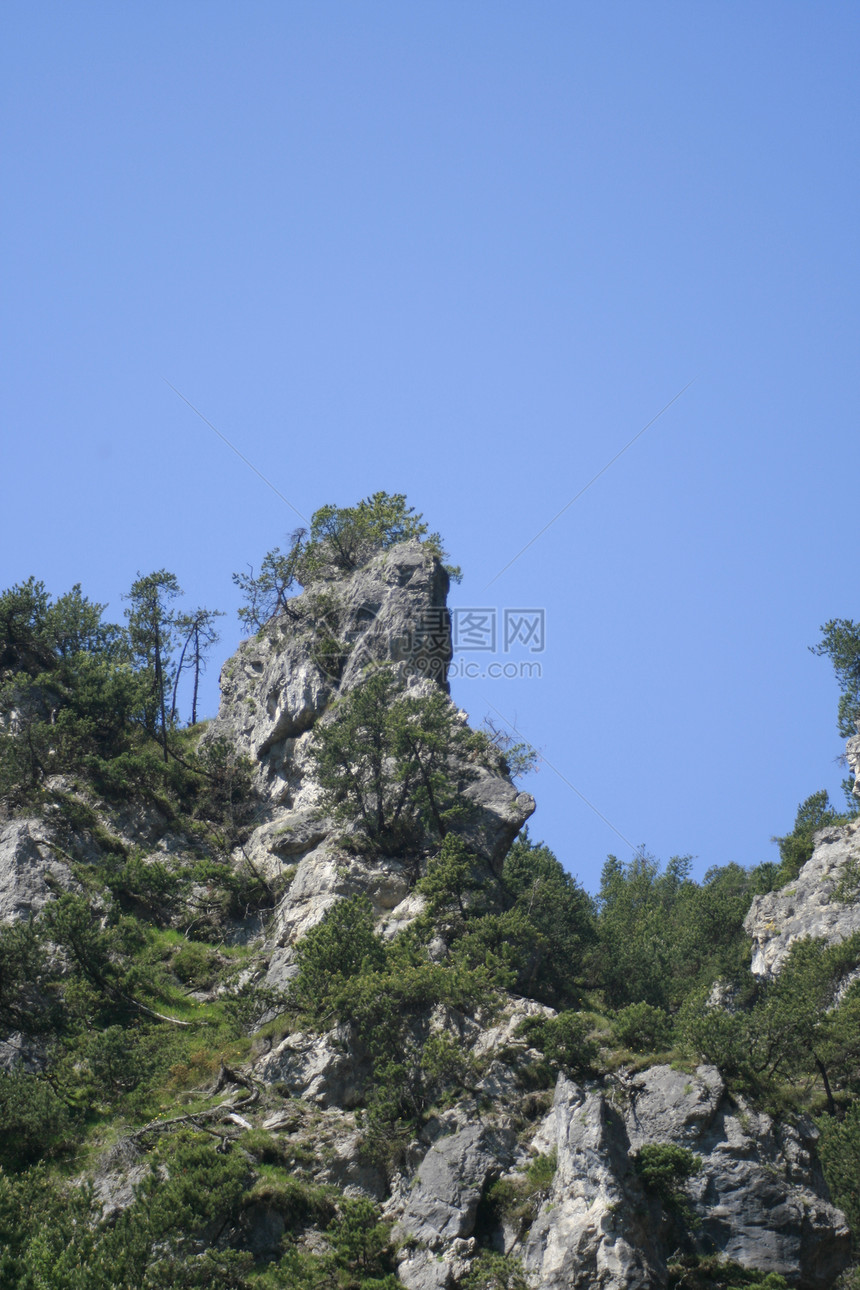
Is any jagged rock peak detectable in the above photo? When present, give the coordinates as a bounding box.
[205,539,535,983]
[205,539,453,785]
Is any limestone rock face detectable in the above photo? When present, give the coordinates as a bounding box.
[744,817,860,977]
[394,1119,517,1290]
[205,540,452,794]
[398,1122,516,1249]
[0,817,75,923]
[522,1079,659,1290]
[207,542,534,985]
[520,1067,850,1290]
[245,972,851,1290]
[255,1025,368,1108]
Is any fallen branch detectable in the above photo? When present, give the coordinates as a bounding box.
[130,1082,259,1142]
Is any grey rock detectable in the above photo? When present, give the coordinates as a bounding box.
[457,764,536,868]
[0,1030,45,1073]
[204,541,534,977]
[261,947,299,993]
[396,1252,458,1290]
[313,1121,387,1199]
[255,1025,368,1107]
[523,1077,661,1290]
[269,842,412,949]
[87,1139,148,1220]
[621,1063,724,1149]
[0,817,76,923]
[692,1106,850,1288]
[744,817,860,977]
[205,541,452,796]
[261,842,418,990]
[395,1120,516,1288]
[92,1162,149,1221]
[254,810,328,863]
[519,1068,851,1290]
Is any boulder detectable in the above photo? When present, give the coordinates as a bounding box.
[255,1025,368,1108]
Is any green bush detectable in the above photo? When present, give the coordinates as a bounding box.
[233,492,461,632]
[667,1255,790,1288]
[481,1150,557,1238]
[288,899,497,1161]
[462,1251,530,1290]
[0,1073,73,1169]
[635,1143,701,1217]
[817,1103,860,1238]
[419,829,595,1010]
[771,791,852,888]
[612,1002,673,1053]
[310,668,480,856]
[680,935,860,1109]
[171,942,219,989]
[516,1010,597,1078]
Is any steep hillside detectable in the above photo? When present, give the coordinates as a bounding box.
[0,510,858,1289]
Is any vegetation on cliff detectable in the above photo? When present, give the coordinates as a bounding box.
[0,499,858,1287]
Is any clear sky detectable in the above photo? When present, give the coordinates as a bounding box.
[2,2,858,891]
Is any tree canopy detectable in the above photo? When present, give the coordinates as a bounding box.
[233,492,460,632]
[812,617,860,737]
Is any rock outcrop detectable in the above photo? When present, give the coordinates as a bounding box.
[518,1066,850,1290]
[0,816,76,923]
[201,541,853,1287]
[243,1003,851,1290]
[206,539,453,791]
[206,542,535,989]
[744,817,860,977]
[2,538,855,1288]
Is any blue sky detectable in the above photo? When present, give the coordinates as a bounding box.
[2,2,858,891]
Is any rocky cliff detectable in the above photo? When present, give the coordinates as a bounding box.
[196,544,852,1288]
[204,540,535,989]
[745,819,860,979]
[0,540,856,1289]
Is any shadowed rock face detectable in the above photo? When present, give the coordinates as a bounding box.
[518,1067,851,1290]
[744,818,860,978]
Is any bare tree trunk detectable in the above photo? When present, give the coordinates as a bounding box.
[191,624,201,725]
[154,620,168,763]
[171,628,192,726]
